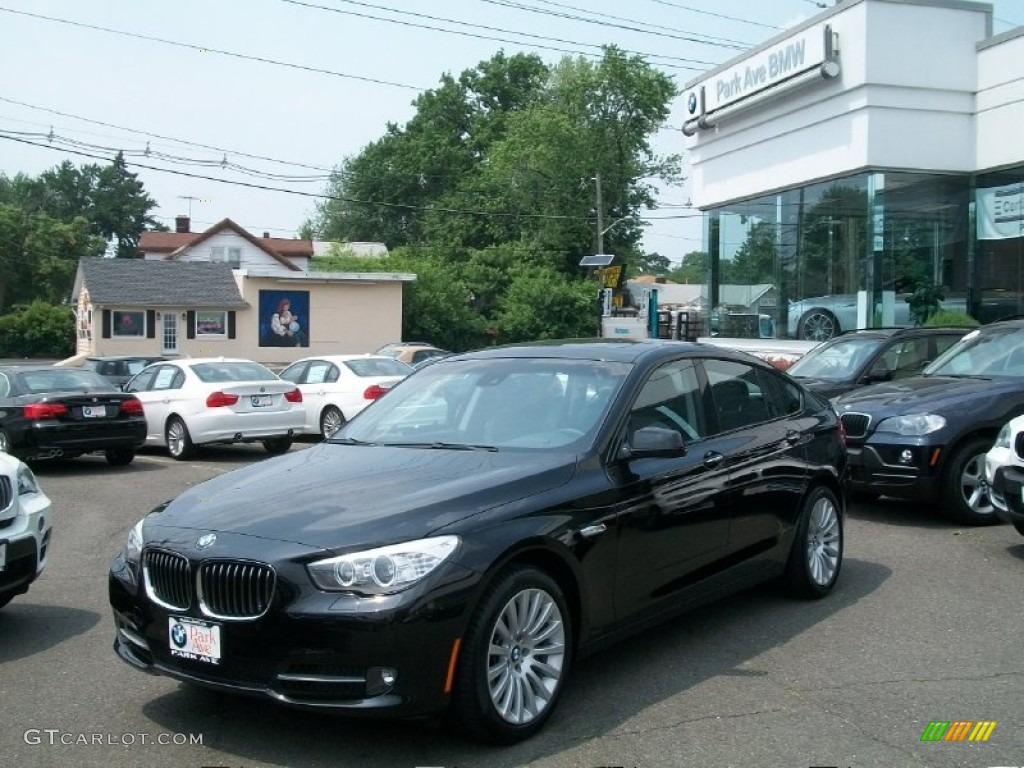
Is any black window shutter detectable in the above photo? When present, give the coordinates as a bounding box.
[227,311,236,339]
[186,311,196,339]
[102,309,111,339]
[146,310,156,339]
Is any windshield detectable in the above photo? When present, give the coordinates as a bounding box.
[924,325,1024,377]
[340,357,631,451]
[788,337,885,380]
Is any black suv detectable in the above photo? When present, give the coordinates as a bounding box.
[833,320,1024,524]
[787,327,971,400]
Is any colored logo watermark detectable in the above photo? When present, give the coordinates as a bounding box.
[920,720,997,742]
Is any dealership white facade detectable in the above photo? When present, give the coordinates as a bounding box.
[681,0,1024,340]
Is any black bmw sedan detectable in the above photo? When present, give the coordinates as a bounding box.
[0,365,147,464]
[109,340,846,743]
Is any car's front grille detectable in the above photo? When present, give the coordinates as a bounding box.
[198,561,276,620]
[840,413,872,439]
[0,475,12,515]
[1014,432,1024,460]
[143,549,192,611]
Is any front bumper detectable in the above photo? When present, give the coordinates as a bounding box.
[108,550,478,718]
[845,437,944,501]
[0,490,53,599]
[988,464,1024,526]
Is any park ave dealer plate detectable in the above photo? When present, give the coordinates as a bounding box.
[168,617,221,664]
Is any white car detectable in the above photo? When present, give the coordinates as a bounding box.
[279,355,414,438]
[0,451,53,610]
[984,414,1024,536]
[124,358,305,460]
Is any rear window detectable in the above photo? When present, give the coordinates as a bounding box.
[14,369,114,394]
[191,362,277,383]
[343,358,413,377]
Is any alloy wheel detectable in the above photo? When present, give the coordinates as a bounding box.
[959,451,994,516]
[321,408,344,438]
[167,420,186,457]
[486,587,566,726]
[806,495,841,587]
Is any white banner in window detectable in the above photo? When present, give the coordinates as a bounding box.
[977,183,1024,240]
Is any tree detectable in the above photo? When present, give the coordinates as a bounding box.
[91,152,160,258]
[667,250,708,284]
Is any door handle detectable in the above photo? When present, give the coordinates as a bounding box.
[785,430,800,445]
[162,398,170,404]
[579,523,607,539]
[703,451,724,468]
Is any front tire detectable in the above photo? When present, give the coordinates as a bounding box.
[785,486,843,598]
[941,438,999,525]
[263,436,293,455]
[105,448,135,466]
[450,567,572,744]
[798,309,840,341]
[1013,521,1024,537]
[166,417,195,461]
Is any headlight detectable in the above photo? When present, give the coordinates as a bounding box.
[16,465,40,496]
[307,536,459,595]
[875,414,947,436]
[993,423,1012,450]
[123,519,145,564]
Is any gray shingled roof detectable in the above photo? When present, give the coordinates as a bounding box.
[79,259,248,307]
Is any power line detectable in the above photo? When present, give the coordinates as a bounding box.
[0,6,425,91]
[280,0,718,69]
[642,0,781,30]
[477,0,748,50]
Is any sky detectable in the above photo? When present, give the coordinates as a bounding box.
[0,0,1021,264]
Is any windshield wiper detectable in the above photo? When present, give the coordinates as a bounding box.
[327,436,377,446]
[380,441,498,452]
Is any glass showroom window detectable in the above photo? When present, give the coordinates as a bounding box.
[195,311,227,337]
[975,167,1024,323]
[112,310,145,338]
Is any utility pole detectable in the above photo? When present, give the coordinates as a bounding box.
[595,172,605,254]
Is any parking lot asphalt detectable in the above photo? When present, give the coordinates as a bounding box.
[2,443,1023,768]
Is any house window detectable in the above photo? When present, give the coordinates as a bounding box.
[227,247,241,268]
[211,246,225,263]
[196,310,227,336]
[112,310,146,337]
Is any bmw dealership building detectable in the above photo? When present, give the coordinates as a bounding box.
[682,0,1024,340]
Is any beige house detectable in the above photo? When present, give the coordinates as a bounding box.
[71,258,415,365]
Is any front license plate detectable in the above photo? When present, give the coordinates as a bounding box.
[168,617,221,664]
[251,395,273,407]
[82,405,107,418]
[0,540,6,572]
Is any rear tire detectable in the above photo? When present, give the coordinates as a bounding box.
[320,406,345,439]
[263,436,293,455]
[0,428,10,454]
[941,438,999,525]
[450,566,572,744]
[166,417,195,461]
[798,309,840,341]
[105,448,135,466]
[0,593,13,610]
[1013,521,1024,537]
[785,486,843,598]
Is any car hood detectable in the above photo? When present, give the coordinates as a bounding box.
[145,442,577,550]
[833,375,1019,416]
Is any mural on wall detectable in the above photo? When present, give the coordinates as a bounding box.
[259,290,310,347]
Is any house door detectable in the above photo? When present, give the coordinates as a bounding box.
[162,312,179,355]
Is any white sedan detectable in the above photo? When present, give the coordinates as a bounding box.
[279,355,414,438]
[124,358,305,460]
[0,450,53,610]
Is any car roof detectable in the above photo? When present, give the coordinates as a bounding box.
[169,357,265,366]
[446,338,770,366]
[86,355,167,361]
[828,326,975,342]
[288,354,408,365]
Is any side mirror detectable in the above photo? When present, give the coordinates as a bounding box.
[863,364,893,384]
[624,426,687,459]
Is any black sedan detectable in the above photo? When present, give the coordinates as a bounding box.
[834,319,1024,524]
[109,340,846,743]
[787,326,970,399]
[0,366,147,464]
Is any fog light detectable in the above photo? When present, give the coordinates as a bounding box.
[366,666,397,696]
[899,449,914,464]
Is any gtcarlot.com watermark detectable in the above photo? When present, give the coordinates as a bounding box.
[24,729,203,746]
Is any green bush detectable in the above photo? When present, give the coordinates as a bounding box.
[0,301,76,358]
[924,309,980,328]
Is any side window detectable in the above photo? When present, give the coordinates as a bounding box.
[704,358,772,433]
[326,364,340,383]
[125,368,158,393]
[933,335,961,360]
[892,339,928,379]
[151,366,182,391]
[0,373,9,398]
[760,369,803,418]
[279,361,308,384]
[306,361,333,385]
[628,359,705,442]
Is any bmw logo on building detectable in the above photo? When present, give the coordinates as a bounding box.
[687,91,698,115]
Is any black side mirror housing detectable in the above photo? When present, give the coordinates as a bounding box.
[626,426,688,459]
